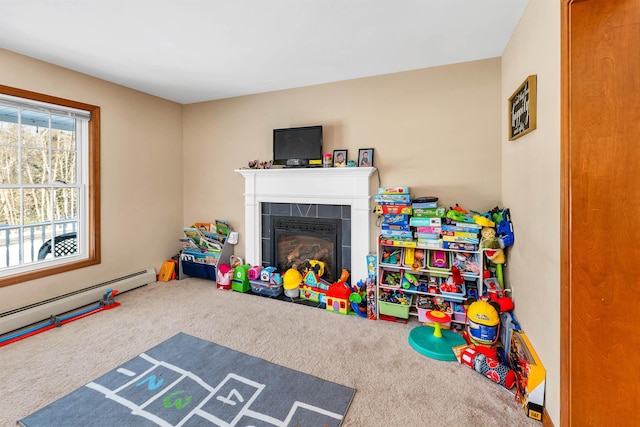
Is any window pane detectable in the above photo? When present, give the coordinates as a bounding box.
[51,150,76,184]
[51,115,76,150]
[0,108,20,145]
[20,110,51,148]
[23,187,52,225]
[0,189,21,226]
[54,187,77,221]
[0,227,20,268]
[21,148,49,184]
[0,146,19,184]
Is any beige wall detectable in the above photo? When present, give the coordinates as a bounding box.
[0,49,185,312]
[183,58,503,259]
[502,0,561,424]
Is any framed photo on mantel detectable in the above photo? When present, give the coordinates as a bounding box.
[358,148,374,167]
[509,75,537,141]
[333,149,347,167]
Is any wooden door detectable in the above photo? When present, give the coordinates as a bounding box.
[562,0,640,425]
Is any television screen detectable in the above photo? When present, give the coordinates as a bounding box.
[273,125,323,167]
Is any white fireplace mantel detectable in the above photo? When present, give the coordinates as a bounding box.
[235,167,376,282]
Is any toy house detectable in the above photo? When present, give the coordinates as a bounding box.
[299,270,331,304]
[326,283,352,315]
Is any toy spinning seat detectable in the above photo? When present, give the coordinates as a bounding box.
[408,311,467,361]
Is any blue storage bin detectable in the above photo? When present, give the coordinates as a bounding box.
[181,260,217,281]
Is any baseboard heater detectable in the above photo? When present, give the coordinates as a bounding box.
[0,267,156,336]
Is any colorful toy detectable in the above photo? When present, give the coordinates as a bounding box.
[247,265,262,281]
[0,289,120,347]
[408,309,467,361]
[429,250,450,270]
[461,346,516,390]
[326,282,352,315]
[232,264,251,293]
[269,271,282,286]
[282,268,302,298]
[261,266,277,281]
[466,300,501,348]
[440,266,465,295]
[305,259,326,278]
[216,263,233,290]
[300,269,331,303]
[402,272,418,289]
[381,248,401,265]
[366,278,377,320]
[348,280,368,317]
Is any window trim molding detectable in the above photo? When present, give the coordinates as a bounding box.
[0,84,100,288]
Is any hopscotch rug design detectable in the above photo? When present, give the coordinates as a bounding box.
[19,332,356,427]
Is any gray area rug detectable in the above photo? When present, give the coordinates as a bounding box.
[19,332,355,427]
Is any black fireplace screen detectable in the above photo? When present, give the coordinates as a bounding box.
[272,217,341,283]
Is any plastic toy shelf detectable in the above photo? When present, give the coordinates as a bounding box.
[376,237,484,323]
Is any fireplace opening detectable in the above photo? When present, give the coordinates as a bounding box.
[271,216,342,283]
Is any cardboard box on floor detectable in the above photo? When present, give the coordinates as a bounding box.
[507,328,546,421]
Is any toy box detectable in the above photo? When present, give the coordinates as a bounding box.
[374,194,411,204]
[442,241,479,251]
[507,329,546,421]
[417,238,444,249]
[366,253,377,279]
[380,222,411,231]
[382,214,411,226]
[412,207,447,218]
[378,186,409,194]
[380,205,412,215]
[380,229,412,239]
[409,217,442,227]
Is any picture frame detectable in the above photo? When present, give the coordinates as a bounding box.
[358,148,374,167]
[333,149,347,167]
[508,75,537,141]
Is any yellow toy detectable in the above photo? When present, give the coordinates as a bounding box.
[283,268,302,298]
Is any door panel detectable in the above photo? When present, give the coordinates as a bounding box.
[562,0,640,425]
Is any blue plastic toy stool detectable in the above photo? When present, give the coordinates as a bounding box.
[408,311,467,361]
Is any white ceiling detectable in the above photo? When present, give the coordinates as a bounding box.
[0,0,529,105]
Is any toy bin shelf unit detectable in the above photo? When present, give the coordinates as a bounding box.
[376,238,484,326]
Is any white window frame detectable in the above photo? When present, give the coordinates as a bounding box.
[0,85,100,287]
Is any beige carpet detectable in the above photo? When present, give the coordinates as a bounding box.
[0,279,542,426]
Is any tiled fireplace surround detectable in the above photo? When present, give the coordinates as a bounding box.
[235,167,376,282]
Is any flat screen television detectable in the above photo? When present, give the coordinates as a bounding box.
[273,125,323,167]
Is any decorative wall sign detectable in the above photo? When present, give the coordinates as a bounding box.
[509,75,537,141]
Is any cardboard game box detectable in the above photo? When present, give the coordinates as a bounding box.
[507,329,546,421]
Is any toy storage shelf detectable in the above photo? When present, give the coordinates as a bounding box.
[178,238,234,281]
[376,237,484,325]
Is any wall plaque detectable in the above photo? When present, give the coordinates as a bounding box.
[509,75,537,141]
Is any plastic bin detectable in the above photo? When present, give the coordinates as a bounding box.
[250,280,283,297]
[378,293,413,319]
